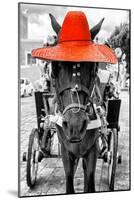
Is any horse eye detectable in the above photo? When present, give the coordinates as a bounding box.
[80,119,87,133]
[62,120,68,129]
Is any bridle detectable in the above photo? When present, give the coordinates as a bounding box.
[51,63,100,144]
[52,61,99,118]
[57,77,97,116]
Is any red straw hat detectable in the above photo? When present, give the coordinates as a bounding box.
[32,11,117,63]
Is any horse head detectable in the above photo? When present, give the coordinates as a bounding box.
[50,13,104,151]
[52,61,97,147]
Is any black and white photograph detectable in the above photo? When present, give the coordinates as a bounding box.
[18,2,130,197]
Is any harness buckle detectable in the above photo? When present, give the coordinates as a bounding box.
[71,84,78,92]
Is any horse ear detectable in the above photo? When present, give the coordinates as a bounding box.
[49,13,61,35]
[90,18,105,40]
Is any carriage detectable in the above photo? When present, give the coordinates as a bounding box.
[23,86,122,191]
[22,11,122,193]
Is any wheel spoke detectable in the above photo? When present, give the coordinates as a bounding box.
[108,129,118,191]
[27,129,39,188]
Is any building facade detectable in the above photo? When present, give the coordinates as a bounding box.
[20,12,44,67]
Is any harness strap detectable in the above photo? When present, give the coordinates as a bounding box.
[58,82,90,96]
[63,103,86,115]
[46,111,101,130]
[57,76,98,113]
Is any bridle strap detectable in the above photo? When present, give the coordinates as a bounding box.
[63,103,86,115]
[58,83,90,96]
[57,77,97,113]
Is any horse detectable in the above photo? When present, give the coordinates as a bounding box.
[49,13,104,194]
[52,61,99,193]
[32,11,117,194]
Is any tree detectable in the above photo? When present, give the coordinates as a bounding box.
[108,23,130,74]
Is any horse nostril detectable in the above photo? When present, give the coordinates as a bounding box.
[80,119,87,133]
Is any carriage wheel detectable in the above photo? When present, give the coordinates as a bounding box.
[108,128,118,191]
[27,128,39,188]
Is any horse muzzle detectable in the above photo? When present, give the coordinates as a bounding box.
[62,117,88,144]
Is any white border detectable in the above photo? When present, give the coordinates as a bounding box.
[0,0,133,200]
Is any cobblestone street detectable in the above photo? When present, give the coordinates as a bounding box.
[19,90,130,197]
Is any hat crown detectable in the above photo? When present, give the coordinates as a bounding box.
[59,11,91,43]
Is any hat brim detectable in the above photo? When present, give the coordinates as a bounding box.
[32,41,117,64]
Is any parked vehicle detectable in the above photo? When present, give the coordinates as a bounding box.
[20,78,34,97]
